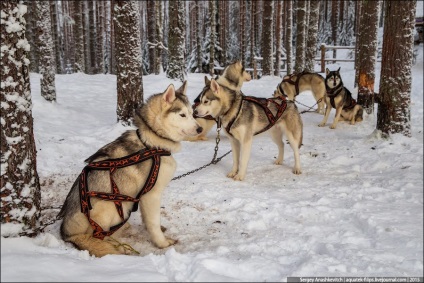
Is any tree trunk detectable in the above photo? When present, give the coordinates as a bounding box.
[1,0,41,237]
[209,0,216,75]
[376,1,416,137]
[73,1,85,73]
[294,0,307,73]
[114,0,144,125]
[239,0,245,65]
[82,0,90,74]
[262,0,273,76]
[305,0,320,72]
[88,0,97,74]
[331,0,338,61]
[35,1,56,102]
[147,0,156,74]
[274,0,282,76]
[167,0,186,81]
[249,0,255,70]
[96,1,105,74]
[24,1,39,73]
[155,0,163,74]
[50,1,62,74]
[356,0,380,114]
[354,0,362,87]
[196,0,203,72]
[286,0,293,74]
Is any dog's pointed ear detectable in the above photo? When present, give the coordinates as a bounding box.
[204,76,211,86]
[163,84,176,104]
[326,68,330,76]
[210,79,220,93]
[337,67,341,73]
[176,80,188,95]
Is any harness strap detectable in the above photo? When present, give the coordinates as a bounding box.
[225,95,287,136]
[79,147,171,240]
[282,71,314,96]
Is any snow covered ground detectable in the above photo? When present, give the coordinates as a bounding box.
[1,44,423,281]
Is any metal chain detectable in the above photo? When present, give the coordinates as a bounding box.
[296,97,324,114]
[172,118,231,181]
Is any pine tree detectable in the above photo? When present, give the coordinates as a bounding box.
[209,0,216,75]
[154,0,164,74]
[35,1,56,102]
[147,0,156,74]
[294,0,307,73]
[167,0,186,81]
[24,1,39,73]
[88,0,97,74]
[376,1,416,137]
[305,0,320,72]
[1,0,41,237]
[262,0,273,76]
[356,0,380,114]
[274,0,282,76]
[114,0,144,124]
[285,0,293,74]
[73,1,85,73]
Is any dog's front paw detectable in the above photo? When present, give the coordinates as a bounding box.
[157,237,178,248]
[292,167,302,175]
[274,159,283,165]
[232,173,245,181]
[330,124,337,129]
[350,121,356,125]
[318,122,325,127]
[227,171,238,178]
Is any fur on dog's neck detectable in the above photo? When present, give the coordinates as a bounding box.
[133,99,181,153]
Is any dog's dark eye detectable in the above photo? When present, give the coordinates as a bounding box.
[180,114,186,118]
[204,100,209,104]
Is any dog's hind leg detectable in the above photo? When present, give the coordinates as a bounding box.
[66,234,124,257]
[270,127,284,165]
[227,137,241,178]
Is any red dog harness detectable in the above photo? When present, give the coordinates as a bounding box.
[226,95,287,136]
[79,147,171,240]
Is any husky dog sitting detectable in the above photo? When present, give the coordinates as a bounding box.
[319,68,363,129]
[185,61,252,141]
[194,77,303,181]
[58,82,202,257]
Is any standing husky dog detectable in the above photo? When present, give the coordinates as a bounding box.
[194,78,303,181]
[58,82,202,257]
[185,61,252,141]
[274,71,326,114]
[318,68,363,129]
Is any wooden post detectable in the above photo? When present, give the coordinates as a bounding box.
[253,58,257,80]
[320,44,326,73]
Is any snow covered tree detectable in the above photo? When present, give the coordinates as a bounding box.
[24,0,38,73]
[167,0,186,81]
[1,0,41,236]
[274,0,282,76]
[356,0,380,114]
[294,0,307,73]
[154,0,164,75]
[376,1,416,137]
[305,0,320,72]
[147,0,156,74]
[239,0,246,65]
[50,1,62,74]
[113,0,143,125]
[88,1,97,74]
[96,1,105,74]
[73,1,85,73]
[262,0,273,76]
[196,0,203,71]
[285,0,293,74]
[209,0,216,75]
[35,1,56,102]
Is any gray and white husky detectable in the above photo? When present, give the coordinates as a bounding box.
[319,68,363,129]
[194,77,303,181]
[58,82,201,257]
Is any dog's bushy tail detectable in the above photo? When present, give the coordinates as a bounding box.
[66,234,124,257]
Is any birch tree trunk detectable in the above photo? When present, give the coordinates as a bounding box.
[114,0,143,124]
[1,0,41,237]
[356,0,380,114]
[35,1,56,102]
[376,1,416,137]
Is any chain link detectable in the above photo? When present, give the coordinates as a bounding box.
[295,97,324,114]
[172,118,231,181]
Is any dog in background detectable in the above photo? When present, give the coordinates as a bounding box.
[194,77,303,181]
[274,71,326,114]
[319,68,363,129]
[185,61,252,141]
[58,82,202,257]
